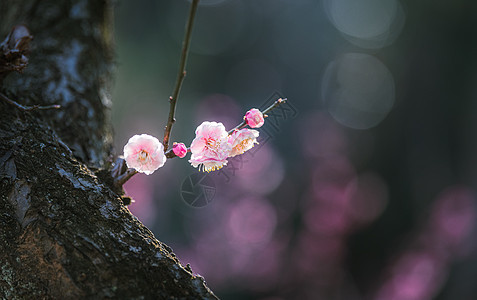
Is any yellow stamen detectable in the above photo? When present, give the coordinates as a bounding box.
[138,150,149,162]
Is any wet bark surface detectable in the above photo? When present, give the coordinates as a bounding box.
[0,1,217,298]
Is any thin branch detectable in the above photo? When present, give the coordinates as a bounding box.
[0,92,61,111]
[227,120,247,135]
[262,97,287,115]
[163,0,200,152]
[227,98,287,135]
[115,168,138,188]
[165,149,177,159]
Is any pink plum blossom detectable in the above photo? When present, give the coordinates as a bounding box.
[228,128,259,157]
[245,108,264,128]
[172,142,188,158]
[189,121,231,172]
[123,134,166,175]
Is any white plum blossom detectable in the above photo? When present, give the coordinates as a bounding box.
[123,134,166,175]
[189,121,231,172]
[228,128,259,157]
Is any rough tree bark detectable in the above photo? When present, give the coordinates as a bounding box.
[0,0,217,298]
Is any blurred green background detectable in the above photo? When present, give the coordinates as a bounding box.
[112,1,477,299]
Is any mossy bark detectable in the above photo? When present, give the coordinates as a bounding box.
[0,1,217,298]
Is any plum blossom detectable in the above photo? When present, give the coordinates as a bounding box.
[228,128,259,157]
[172,142,188,158]
[245,108,264,128]
[123,134,166,175]
[189,121,231,172]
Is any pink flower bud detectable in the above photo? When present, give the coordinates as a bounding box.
[123,134,166,175]
[245,108,264,128]
[172,142,188,158]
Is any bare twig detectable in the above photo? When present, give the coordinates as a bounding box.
[165,149,177,159]
[0,92,61,111]
[227,98,287,135]
[115,168,138,188]
[163,0,200,152]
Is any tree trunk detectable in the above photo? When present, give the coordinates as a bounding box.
[0,0,217,298]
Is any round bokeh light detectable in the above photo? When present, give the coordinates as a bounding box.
[322,53,395,129]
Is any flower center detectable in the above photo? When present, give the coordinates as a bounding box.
[138,150,149,163]
[237,139,251,152]
[206,138,219,150]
